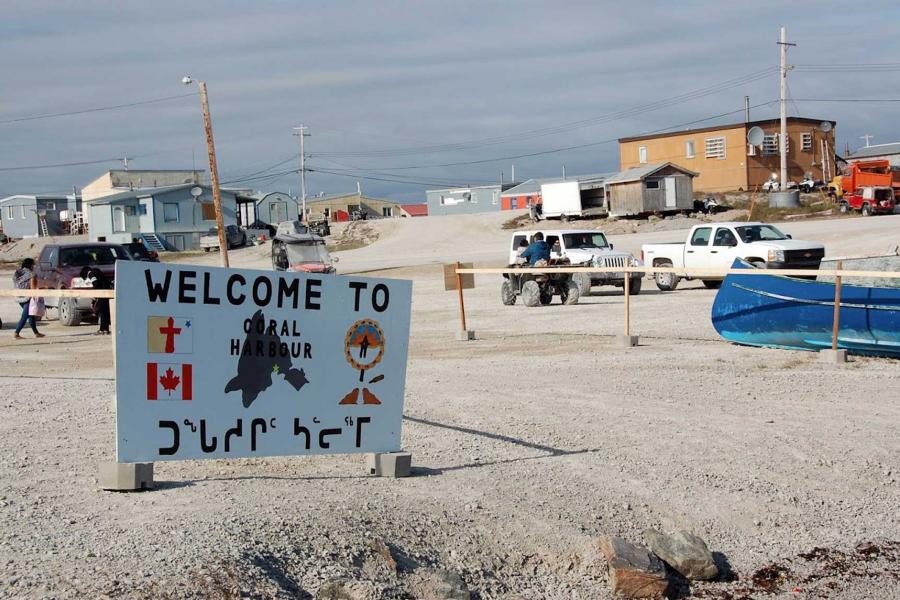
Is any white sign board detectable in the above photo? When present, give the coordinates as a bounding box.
[114,261,412,463]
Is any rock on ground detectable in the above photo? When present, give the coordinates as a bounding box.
[598,537,668,598]
[644,529,719,581]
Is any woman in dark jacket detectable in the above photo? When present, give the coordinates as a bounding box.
[80,266,112,335]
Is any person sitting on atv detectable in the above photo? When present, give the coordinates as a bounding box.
[514,239,529,264]
[520,232,550,266]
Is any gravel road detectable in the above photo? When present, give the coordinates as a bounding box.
[1,213,898,599]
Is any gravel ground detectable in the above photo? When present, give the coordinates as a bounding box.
[1,214,899,599]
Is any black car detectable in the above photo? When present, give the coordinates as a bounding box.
[125,241,160,262]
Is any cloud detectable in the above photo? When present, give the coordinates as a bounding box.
[1,1,899,199]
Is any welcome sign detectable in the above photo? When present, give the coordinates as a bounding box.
[114,261,412,463]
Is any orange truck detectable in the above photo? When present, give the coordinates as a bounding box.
[841,160,900,195]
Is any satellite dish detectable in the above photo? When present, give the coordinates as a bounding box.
[747,126,765,146]
[190,186,203,198]
[820,121,833,133]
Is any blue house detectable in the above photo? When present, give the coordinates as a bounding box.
[87,184,237,251]
[0,194,82,239]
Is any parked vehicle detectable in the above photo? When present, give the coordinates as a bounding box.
[307,218,331,237]
[271,221,337,274]
[200,224,246,251]
[501,259,581,307]
[509,230,642,296]
[840,160,900,196]
[34,242,132,325]
[826,175,844,199]
[540,181,607,220]
[798,176,822,193]
[840,186,897,216]
[761,179,781,192]
[641,222,824,291]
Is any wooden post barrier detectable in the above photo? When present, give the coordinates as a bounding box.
[443,263,475,341]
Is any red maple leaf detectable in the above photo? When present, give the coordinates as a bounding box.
[159,368,180,395]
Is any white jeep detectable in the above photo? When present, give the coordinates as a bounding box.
[510,229,642,296]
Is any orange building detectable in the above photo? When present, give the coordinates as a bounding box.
[618,117,837,193]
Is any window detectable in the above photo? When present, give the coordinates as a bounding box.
[713,228,737,247]
[763,133,789,155]
[163,203,179,222]
[382,207,393,217]
[137,204,148,216]
[562,232,609,249]
[645,180,660,190]
[20,205,26,219]
[124,205,136,216]
[801,132,812,152]
[5,206,12,219]
[201,202,216,220]
[705,137,726,160]
[734,224,788,243]
[690,227,712,246]
[492,191,498,205]
[511,235,527,251]
[685,140,695,158]
[638,146,648,164]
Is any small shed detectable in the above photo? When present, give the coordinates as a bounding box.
[605,163,697,216]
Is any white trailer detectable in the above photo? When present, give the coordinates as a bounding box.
[540,180,607,220]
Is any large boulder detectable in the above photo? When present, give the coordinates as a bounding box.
[598,537,669,598]
[643,529,719,581]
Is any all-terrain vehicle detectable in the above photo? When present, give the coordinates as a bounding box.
[271,221,337,274]
[501,257,582,307]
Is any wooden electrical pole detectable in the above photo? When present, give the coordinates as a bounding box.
[198,81,229,268]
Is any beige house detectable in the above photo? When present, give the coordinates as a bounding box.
[618,117,837,192]
[304,192,402,221]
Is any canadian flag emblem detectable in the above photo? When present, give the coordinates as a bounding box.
[147,363,192,401]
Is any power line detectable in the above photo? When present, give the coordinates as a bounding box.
[0,157,124,173]
[333,101,779,172]
[0,92,196,126]
[313,67,778,158]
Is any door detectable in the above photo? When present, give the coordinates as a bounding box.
[270,201,287,224]
[664,177,677,208]
[138,197,155,233]
[711,227,740,269]
[685,226,713,269]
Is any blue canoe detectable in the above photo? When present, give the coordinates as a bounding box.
[711,259,900,357]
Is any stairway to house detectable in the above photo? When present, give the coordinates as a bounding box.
[140,233,166,251]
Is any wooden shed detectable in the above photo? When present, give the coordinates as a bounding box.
[605,163,697,216]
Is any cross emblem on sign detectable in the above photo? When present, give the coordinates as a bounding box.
[159,317,182,354]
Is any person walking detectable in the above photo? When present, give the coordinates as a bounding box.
[13,258,44,340]
[79,266,112,335]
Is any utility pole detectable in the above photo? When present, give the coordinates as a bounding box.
[118,156,132,171]
[562,165,567,179]
[744,96,750,123]
[197,82,229,268]
[778,26,796,188]
[861,134,874,147]
[293,125,310,222]
[511,164,516,182]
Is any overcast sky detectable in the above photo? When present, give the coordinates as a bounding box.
[2,1,898,202]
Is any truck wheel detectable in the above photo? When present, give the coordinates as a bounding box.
[500,280,517,306]
[839,202,849,214]
[521,281,541,307]
[628,276,642,295]
[702,280,722,289]
[862,203,872,217]
[654,262,679,291]
[58,297,81,326]
[561,280,580,305]
[573,273,591,297]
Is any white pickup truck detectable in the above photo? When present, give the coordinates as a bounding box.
[641,221,824,291]
[510,229,643,295]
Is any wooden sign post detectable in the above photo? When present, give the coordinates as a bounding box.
[618,268,638,347]
[443,262,475,341]
[832,260,843,351]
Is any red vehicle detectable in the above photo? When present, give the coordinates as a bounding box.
[840,186,897,217]
[34,242,132,325]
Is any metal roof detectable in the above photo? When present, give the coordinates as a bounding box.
[501,173,614,196]
[605,162,698,184]
[618,117,837,143]
[847,142,900,159]
[0,194,72,204]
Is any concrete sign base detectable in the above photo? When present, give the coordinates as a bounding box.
[818,349,848,364]
[617,335,639,348]
[456,330,476,341]
[99,462,154,491]
[367,452,412,477]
